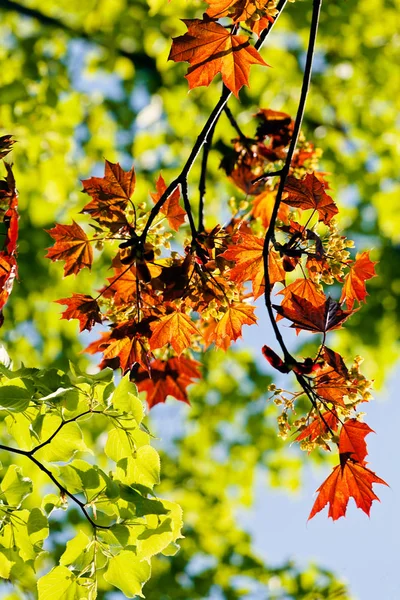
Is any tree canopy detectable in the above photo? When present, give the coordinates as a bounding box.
[0,0,398,598]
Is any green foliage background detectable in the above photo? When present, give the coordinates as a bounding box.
[0,0,399,597]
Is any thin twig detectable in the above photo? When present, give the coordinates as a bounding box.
[180,180,198,240]
[29,409,104,455]
[0,442,110,529]
[224,106,247,141]
[198,122,216,232]
[263,0,322,364]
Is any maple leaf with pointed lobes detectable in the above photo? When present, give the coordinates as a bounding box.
[339,419,374,464]
[85,320,153,372]
[150,307,201,356]
[211,302,257,348]
[56,294,102,332]
[150,175,186,232]
[135,356,201,409]
[314,347,355,406]
[282,173,338,225]
[81,160,135,230]
[340,251,377,310]
[168,18,268,98]
[308,457,388,521]
[277,279,325,323]
[221,234,284,299]
[296,410,339,443]
[46,221,93,276]
[273,294,354,334]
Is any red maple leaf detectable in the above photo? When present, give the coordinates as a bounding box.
[273,294,354,334]
[56,294,102,332]
[46,221,93,276]
[150,175,186,232]
[135,356,201,409]
[168,18,268,97]
[0,162,19,325]
[308,457,387,521]
[340,251,377,310]
[314,348,354,406]
[282,173,338,225]
[81,160,135,230]
[339,419,374,464]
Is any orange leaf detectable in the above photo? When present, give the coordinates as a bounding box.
[150,174,186,231]
[339,419,374,464]
[56,294,102,332]
[273,294,354,334]
[206,0,266,21]
[283,173,338,225]
[309,458,387,520]
[278,279,325,319]
[85,321,152,372]
[314,347,354,406]
[135,357,201,409]
[212,302,257,348]
[168,18,268,97]
[46,221,93,276]
[82,160,135,206]
[221,234,265,298]
[252,189,290,228]
[150,308,201,356]
[81,160,135,230]
[296,410,339,443]
[340,251,377,310]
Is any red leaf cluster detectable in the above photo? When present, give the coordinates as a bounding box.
[0,147,18,327]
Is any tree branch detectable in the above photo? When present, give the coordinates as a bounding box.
[140,0,288,242]
[29,409,104,456]
[198,121,216,233]
[0,436,110,530]
[263,0,322,364]
[224,106,247,141]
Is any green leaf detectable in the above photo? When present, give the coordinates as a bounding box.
[0,385,31,412]
[103,550,151,598]
[60,530,93,571]
[37,566,77,600]
[118,485,169,517]
[111,374,143,423]
[0,466,32,507]
[105,428,133,462]
[27,508,49,547]
[0,550,14,579]
[42,493,67,516]
[117,445,160,489]
[35,416,88,462]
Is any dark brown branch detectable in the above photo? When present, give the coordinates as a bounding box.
[224,106,247,141]
[198,122,216,233]
[29,409,104,455]
[263,0,323,364]
[180,180,198,240]
[0,423,110,530]
[140,0,288,242]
